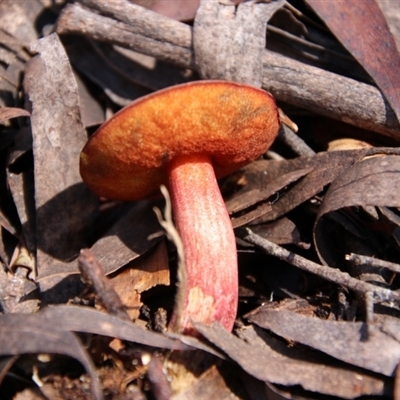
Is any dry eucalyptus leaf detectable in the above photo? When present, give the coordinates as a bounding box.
[40,305,189,350]
[172,364,242,400]
[110,45,194,91]
[194,322,388,398]
[39,305,222,358]
[65,39,151,106]
[36,201,163,294]
[317,155,400,212]
[247,307,400,377]
[90,201,163,276]
[314,154,400,268]
[74,70,105,128]
[378,0,400,51]
[0,313,102,400]
[227,168,311,228]
[306,0,400,123]
[250,217,306,247]
[378,312,400,343]
[7,140,36,260]
[0,29,30,62]
[237,325,389,399]
[240,150,368,223]
[111,240,170,320]
[25,33,98,293]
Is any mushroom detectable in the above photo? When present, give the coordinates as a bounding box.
[80,81,279,335]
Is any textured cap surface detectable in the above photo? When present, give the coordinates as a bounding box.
[80,80,279,201]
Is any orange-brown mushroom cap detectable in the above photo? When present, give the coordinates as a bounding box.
[80,80,280,201]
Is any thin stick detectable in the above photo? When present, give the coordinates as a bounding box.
[78,249,131,322]
[346,253,400,274]
[277,124,316,157]
[243,229,400,304]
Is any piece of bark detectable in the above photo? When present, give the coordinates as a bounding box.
[25,33,99,293]
[56,2,400,140]
[261,50,400,140]
[148,0,200,21]
[194,0,285,85]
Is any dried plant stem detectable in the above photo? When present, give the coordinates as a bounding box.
[243,229,400,304]
[56,1,400,140]
[277,124,316,157]
[346,253,400,274]
[153,185,185,275]
[78,249,131,322]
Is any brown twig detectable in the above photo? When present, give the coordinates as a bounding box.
[55,0,400,140]
[277,124,316,157]
[78,249,131,322]
[243,229,400,304]
[346,253,400,274]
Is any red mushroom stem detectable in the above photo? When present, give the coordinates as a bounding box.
[167,154,238,335]
[79,81,280,337]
